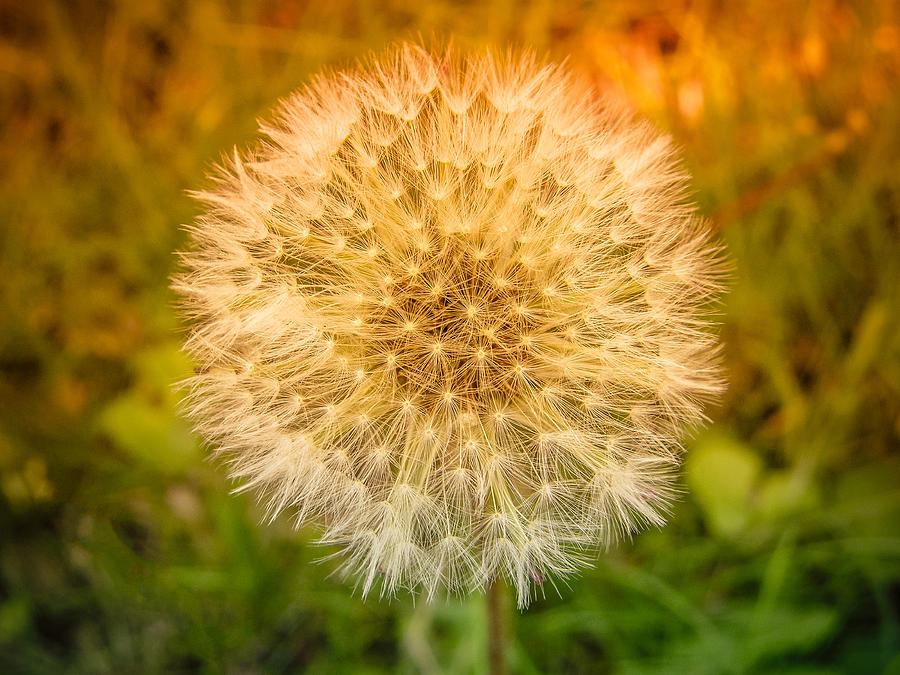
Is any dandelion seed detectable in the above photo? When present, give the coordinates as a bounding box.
[175,43,725,608]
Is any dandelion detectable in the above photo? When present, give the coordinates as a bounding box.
[175,43,724,609]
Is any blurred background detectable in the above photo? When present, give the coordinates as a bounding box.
[1,0,899,672]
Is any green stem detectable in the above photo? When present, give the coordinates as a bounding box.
[487,579,506,675]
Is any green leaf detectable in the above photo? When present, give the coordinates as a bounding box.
[98,392,197,473]
[96,343,198,473]
[743,607,838,664]
[757,470,820,522]
[686,433,762,537]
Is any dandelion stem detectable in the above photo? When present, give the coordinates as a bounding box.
[486,578,506,675]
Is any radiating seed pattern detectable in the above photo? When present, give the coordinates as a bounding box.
[175,44,725,607]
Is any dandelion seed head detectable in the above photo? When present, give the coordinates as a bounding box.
[175,43,725,608]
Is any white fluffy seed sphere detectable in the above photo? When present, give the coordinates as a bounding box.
[175,44,724,607]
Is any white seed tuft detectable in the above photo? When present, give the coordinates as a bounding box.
[175,43,725,608]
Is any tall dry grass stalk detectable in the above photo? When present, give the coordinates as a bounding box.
[175,43,724,608]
